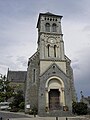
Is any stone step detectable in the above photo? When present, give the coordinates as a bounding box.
[39,110,73,117]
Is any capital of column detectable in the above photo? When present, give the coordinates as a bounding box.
[61,87,64,92]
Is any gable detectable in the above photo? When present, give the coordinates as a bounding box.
[40,63,68,81]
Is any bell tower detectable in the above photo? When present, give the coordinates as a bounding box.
[37,12,65,60]
[37,12,67,75]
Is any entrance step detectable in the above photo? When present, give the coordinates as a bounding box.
[39,110,73,117]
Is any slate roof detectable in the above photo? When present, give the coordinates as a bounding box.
[7,70,27,83]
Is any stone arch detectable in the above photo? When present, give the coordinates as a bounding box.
[52,23,57,32]
[45,76,65,110]
[45,23,50,32]
[45,76,64,88]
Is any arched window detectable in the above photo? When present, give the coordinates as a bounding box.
[45,23,50,32]
[47,44,50,57]
[52,23,57,32]
[54,45,56,57]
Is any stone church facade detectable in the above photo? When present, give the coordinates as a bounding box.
[25,12,76,116]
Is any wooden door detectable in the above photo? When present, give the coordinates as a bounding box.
[49,89,60,110]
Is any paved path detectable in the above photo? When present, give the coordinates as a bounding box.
[0,111,31,119]
[0,111,90,120]
[9,116,90,120]
[9,116,67,120]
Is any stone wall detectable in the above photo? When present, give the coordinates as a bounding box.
[25,51,40,112]
[38,63,72,116]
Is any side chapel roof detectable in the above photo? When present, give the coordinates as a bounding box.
[7,70,27,83]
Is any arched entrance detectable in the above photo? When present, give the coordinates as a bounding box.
[49,89,60,110]
[45,76,65,111]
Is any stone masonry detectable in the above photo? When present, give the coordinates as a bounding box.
[25,12,77,117]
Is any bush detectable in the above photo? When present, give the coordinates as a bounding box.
[18,109,25,112]
[29,107,38,115]
[72,102,88,115]
[10,90,24,112]
[29,109,33,115]
[19,102,25,109]
[32,107,38,115]
[10,107,19,112]
[87,108,90,114]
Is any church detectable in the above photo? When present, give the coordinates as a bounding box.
[25,12,76,116]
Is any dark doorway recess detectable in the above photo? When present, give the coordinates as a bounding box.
[49,89,60,110]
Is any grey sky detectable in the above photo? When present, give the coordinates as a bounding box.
[0,0,90,100]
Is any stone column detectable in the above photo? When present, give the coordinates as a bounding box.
[45,88,49,110]
[60,35,65,60]
[61,87,65,106]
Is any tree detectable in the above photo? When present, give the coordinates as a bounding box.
[72,102,88,115]
[0,74,14,102]
[10,90,24,111]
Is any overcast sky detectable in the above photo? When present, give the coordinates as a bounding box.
[0,0,90,100]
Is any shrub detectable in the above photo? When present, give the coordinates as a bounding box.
[10,107,19,112]
[19,102,25,109]
[29,107,38,116]
[72,102,88,115]
[10,90,24,111]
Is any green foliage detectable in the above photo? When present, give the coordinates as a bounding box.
[29,107,38,115]
[0,75,14,102]
[0,74,25,112]
[10,90,24,112]
[10,107,19,112]
[0,96,4,102]
[19,102,25,109]
[72,102,88,115]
